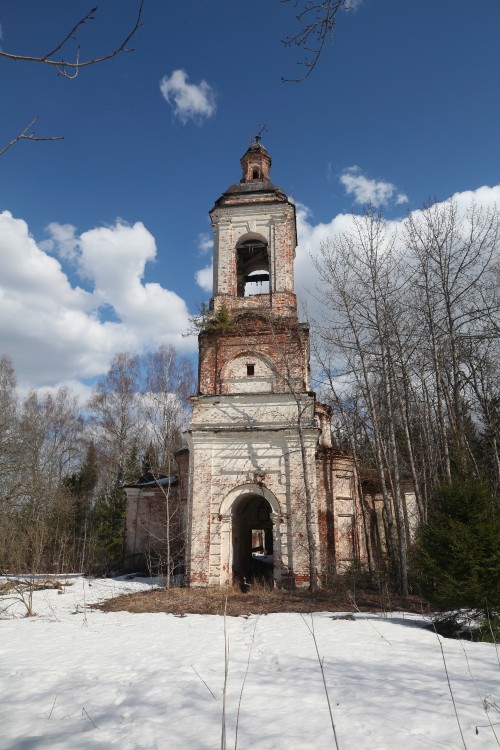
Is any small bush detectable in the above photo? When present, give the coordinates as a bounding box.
[471,615,500,643]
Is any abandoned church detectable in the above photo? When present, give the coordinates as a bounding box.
[124,140,416,587]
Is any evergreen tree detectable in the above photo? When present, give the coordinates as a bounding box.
[64,441,99,570]
[411,479,500,611]
[141,441,159,478]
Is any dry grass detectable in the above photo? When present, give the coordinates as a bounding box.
[0,578,69,595]
[95,580,427,617]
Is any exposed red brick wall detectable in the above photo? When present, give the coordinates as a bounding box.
[124,482,185,572]
[198,313,310,396]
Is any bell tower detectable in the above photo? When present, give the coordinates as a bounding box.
[123,142,372,582]
[186,140,323,588]
[210,139,297,318]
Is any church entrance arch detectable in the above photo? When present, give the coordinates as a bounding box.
[219,484,281,587]
[232,495,273,583]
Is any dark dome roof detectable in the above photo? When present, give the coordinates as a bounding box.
[224,180,286,197]
[211,141,291,209]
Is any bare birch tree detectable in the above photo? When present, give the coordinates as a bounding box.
[86,353,145,569]
[0,385,83,582]
[404,199,500,475]
[313,198,500,593]
[140,345,194,585]
[315,210,409,593]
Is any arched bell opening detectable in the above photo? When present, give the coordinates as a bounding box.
[236,239,270,297]
[231,494,274,584]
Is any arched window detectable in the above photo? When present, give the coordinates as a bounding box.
[236,239,269,297]
[221,350,277,393]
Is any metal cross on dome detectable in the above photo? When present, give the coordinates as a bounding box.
[253,124,268,144]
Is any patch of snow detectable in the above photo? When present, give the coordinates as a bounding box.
[0,577,498,749]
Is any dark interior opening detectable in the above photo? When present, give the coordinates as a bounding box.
[232,495,273,583]
[236,239,270,297]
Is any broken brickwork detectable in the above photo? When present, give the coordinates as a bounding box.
[185,141,368,588]
[126,139,417,586]
[124,142,403,586]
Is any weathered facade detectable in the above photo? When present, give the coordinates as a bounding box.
[184,141,367,587]
[124,449,189,574]
[124,142,416,585]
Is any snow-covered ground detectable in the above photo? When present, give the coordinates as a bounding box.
[0,577,498,749]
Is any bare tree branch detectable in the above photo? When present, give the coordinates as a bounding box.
[0,3,144,157]
[0,116,63,158]
[281,0,351,82]
[0,1,144,79]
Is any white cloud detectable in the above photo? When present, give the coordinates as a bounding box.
[0,212,195,391]
[30,379,93,407]
[3,184,498,393]
[195,263,213,294]
[293,185,500,320]
[340,166,408,207]
[193,185,500,316]
[197,232,213,254]
[160,69,216,124]
[40,222,79,260]
[294,202,354,302]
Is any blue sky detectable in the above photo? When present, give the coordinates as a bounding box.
[0,0,499,396]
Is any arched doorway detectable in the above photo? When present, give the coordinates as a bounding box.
[232,494,274,583]
[218,483,281,587]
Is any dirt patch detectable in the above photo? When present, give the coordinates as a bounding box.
[95,584,428,617]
